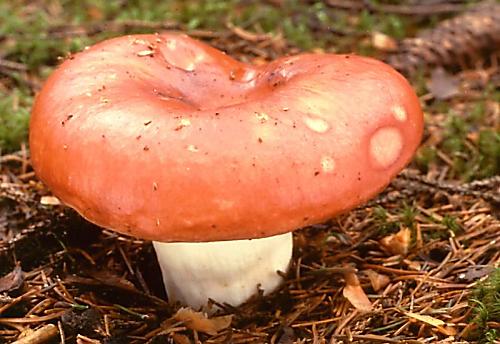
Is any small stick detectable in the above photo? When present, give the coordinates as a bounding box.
[324,0,466,15]
[11,324,58,344]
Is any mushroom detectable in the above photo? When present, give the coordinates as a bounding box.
[29,33,424,309]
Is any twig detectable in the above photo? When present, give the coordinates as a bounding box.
[43,20,228,41]
[46,19,179,38]
[323,0,468,15]
[364,169,500,207]
[57,321,65,344]
[465,176,500,189]
[0,59,27,72]
[11,324,58,344]
[225,21,275,42]
[331,333,417,343]
[0,310,66,324]
[399,170,500,204]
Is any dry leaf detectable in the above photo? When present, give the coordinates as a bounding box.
[405,312,457,336]
[171,333,192,344]
[174,308,232,335]
[459,265,494,282]
[404,311,445,327]
[371,32,397,52]
[87,269,136,291]
[403,259,421,271]
[380,227,411,256]
[342,270,373,313]
[436,325,457,336]
[86,5,104,20]
[0,265,24,292]
[277,326,295,344]
[365,269,390,292]
[427,68,460,100]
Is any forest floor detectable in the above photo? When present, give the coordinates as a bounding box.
[1,1,499,343]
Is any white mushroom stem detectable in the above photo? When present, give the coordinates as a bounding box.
[152,232,293,310]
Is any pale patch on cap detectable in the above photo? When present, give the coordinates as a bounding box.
[303,115,330,133]
[370,127,403,168]
[392,105,407,122]
[321,156,335,173]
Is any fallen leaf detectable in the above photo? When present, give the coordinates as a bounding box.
[0,264,24,292]
[174,308,232,335]
[436,325,457,336]
[365,269,390,292]
[343,270,373,313]
[87,269,136,291]
[371,32,397,52]
[466,131,479,143]
[427,68,460,100]
[458,265,494,282]
[404,311,445,327]
[380,227,411,256]
[403,259,421,271]
[171,333,192,344]
[277,326,295,344]
[87,5,104,20]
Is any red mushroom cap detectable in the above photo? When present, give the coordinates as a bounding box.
[30,33,423,242]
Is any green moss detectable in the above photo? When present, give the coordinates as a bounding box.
[470,269,500,343]
[373,206,400,236]
[408,68,429,97]
[173,1,235,30]
[484,330,498,344]
[441,215,462,234]
[415,146,437,173]
[427,230,449,241]
[439,105,500,181]
[373,206,388,222]
[357,10,376,34]
[0,2,95,70]
[477,129,500,179]
[469,101,486,123]
[283,18,316,50]
[357,9,409,38]
[401,202,418,228]
[0,89,32,152]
